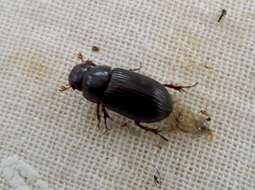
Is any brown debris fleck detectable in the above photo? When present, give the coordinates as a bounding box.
[204,64,214,70]
[92,46,100,52]
[207,130,214,141]
[59,84,71,92]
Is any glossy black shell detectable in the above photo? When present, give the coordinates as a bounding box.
[102,68,173,123]
[82,66,111,103]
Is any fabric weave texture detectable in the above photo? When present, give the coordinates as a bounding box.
[0,0,254,189]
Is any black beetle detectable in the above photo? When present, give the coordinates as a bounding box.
[60,53,198,141]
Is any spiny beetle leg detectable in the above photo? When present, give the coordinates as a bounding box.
[102,105,112,130]
[163,82,198,92]
[135,121,169,141]
[96,102,101,128]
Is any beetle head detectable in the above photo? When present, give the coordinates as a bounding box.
[68,61,95,91]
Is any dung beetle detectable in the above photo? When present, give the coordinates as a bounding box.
[60,53,198,141]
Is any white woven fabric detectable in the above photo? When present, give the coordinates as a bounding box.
[0,0,254,189]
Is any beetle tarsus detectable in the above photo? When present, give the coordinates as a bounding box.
[135,121,169,141]
[163,82,198,92]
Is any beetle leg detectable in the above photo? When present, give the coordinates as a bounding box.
[102,105,111,130]
[163,82,198,93]
[96,102,101,128]
[135,121,169,141]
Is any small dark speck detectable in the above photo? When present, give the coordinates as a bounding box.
[92,46,100,52]
[154,169,162,189]
[218,9,227,22]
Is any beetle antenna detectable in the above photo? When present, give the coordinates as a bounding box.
[74,52,97,67]
[77,52,85,63]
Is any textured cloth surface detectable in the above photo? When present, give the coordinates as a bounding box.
[0,0,254,190]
